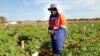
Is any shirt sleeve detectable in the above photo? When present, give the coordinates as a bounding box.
[48,26,52,30]
[48,15,52,30]
[60,14,66,25]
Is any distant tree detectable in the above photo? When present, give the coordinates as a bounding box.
[0,16,7,23]
[17,21,22,24]
[36,20,42,22]
[79,18,85,21]
[95,18,100,20]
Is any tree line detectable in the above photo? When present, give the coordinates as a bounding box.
[0,16,7,23]
[0,16,100,24]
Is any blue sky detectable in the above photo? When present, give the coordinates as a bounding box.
[0,0,100,21]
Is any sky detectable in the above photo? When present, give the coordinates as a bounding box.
[0,0,100,21]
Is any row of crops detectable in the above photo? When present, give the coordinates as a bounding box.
[0,21,100,56]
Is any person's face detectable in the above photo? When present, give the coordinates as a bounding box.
[50,10,57,15]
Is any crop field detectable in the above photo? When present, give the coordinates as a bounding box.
[0,21,100,56]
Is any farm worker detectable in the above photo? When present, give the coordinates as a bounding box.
[48,4,67,56]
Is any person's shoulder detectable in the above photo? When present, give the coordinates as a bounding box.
[58,13,63,15]
[58,13,65,17]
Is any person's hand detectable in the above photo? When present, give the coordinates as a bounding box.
[48,30,54,34]
[48,30,51,34]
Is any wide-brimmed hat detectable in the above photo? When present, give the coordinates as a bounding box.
[48,4,58,11]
